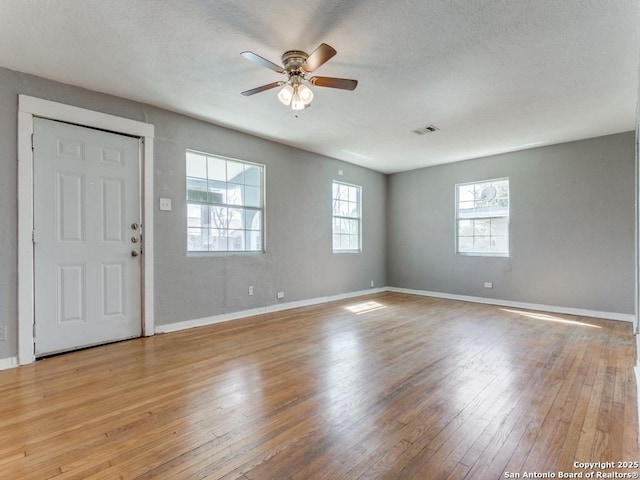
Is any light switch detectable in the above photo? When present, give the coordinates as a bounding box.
[159,198,172,211]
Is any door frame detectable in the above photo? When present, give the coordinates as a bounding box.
[18,95,155,364]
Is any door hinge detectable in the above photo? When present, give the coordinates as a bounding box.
[33,323,36,339]
[31,133,34,151]
[32,229,36,244]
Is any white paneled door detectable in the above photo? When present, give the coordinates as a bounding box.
[33,118,142,356]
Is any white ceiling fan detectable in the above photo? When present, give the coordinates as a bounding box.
[240,43,358,110]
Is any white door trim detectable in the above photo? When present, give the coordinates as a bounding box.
[18,95,155,365]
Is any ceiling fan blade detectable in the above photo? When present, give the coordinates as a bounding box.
[241,81,285,96]
[240,51,286,74]
[310,76,358,90]
[302,43,337,72]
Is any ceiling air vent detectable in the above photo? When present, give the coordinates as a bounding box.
[413,125,439,135]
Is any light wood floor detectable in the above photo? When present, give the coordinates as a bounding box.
[0,292,638,479]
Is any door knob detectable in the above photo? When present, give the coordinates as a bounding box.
[131,250,140,257]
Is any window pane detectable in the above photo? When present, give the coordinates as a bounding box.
[340,234,350,250]
[338,200,351,217]
[210,229,227,251]
[228,229,245,251]
[348,186,358,203]
[246,210,261,230]
[492,236,508,253]
[187,227,209,251]
[210,206,229,229]
[244,165,262,186]
[207,157,226,181]
[187,204,209,228]
[333,234,341,250]
[348,201,359,218]
[458,237,473,252]
[474,219,490,235]
[244,185,261,207]
[340,218,358,234]
[457,184,474,203]
[340,218,351,234]
[339,184,349,200]
[458,219,473,236]
[187,177,208,202]
[491,217,508,236]
[245,230,261,251]
[474,236,491,252]
[226,184,245,205]
[349,234,359,250]
[228,208,244,229]
[494,179,509,197]
[207,180,226,204]
[226,161,245,184]
[187,152,207,178]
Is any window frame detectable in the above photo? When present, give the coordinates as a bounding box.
[332,180,362,254]
[186,149,265,254]
[455,177,510,257]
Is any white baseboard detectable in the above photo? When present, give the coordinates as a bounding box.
[155,287,387,334]
[0,357,18,371]
[387,287,635,323]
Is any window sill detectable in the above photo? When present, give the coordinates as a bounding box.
[187,251,264,257]
[456,252,509,258]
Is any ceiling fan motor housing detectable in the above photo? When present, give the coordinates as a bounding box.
[282,50,309,74]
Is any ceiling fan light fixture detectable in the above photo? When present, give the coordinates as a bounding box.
[289,82,313,110]
[297,83,314,104]
[277,84,294,106]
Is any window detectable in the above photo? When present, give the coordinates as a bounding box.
[332,181,361,252]
[186,150,264,252]
[456,178,509,256]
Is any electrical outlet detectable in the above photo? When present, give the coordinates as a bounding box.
[277,291,285,299]
[484,282,493,289]
[0,325,6,341]
[371,280,375,288]
[248,285,254,296]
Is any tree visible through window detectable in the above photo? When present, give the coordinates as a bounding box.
[332,181,361,252]
[186,150,264,252]
[456,178,509,256]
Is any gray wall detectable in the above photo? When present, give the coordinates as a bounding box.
[0,66,387,359]
[0,65,635,362]
[387,132,636,314]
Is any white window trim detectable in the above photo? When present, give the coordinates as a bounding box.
[18,95,155,365]
[455,177,510,257]
[186,149,265,254]
[332,180,362,254]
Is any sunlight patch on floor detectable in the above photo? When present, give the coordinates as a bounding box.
[345,301,387,315]
[500,308,602,328]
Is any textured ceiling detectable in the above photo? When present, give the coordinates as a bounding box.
[0,0,638,173]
